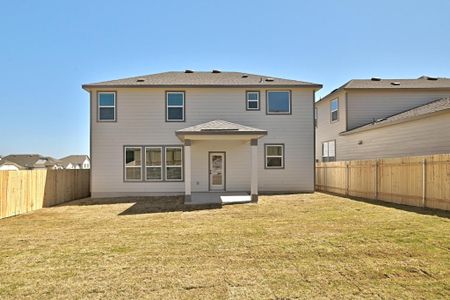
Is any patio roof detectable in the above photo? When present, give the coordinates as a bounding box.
[176,120,267,141]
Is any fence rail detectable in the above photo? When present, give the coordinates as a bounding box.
[0,169,90,219]
[315,154,450,211]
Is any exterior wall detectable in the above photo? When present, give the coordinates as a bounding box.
[337,111,450,160]
[315,90,347,161]
[0,165,20,171]
[347,89,450,129]
[90,87,315,197]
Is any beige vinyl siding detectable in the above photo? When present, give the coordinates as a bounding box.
[347,89,450,130]
[91,87,315,197]
[337,111,450,160]
[315,90,347,161]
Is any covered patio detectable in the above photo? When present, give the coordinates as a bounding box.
[175,120,267,204]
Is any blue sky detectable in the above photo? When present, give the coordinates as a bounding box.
[1,0,449,157]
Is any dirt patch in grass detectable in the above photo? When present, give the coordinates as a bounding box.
[0,193,449,299]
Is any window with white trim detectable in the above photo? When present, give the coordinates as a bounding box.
[125,147,142,181]
[166,92,185,121]
[322,140,336,162]
[330,98,339,122]
[165,147,183,180]
[267,91,291,114]
[246,91,260,110]
[265,144,284,168]
[145,147,162,181]
[98,92,116,121]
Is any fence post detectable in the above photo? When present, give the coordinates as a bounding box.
[345,161,349,196]
[375,159,379,200]
[422,158,426,208]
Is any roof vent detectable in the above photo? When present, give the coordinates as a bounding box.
[136,78,145,82]
[391,81,400,86]
[184,69,194,73]
[241,74,249,78]
[212,69,221,73]
[371,77,381,81]
[265,78,274,82]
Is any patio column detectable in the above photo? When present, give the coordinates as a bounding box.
[184,139,192,203]
[250,138,258,202]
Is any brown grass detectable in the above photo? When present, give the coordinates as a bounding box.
[0,193,449,299]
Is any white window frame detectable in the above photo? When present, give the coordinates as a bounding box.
[266,91,291,115]
[322,140,336,162]
[98,92,116,121]
[330,98,339,122]
[165,146,183,181]
[145,147,163,181]
[166,92,185,122]
[246,91,260,110]
[265,144,284,169]
[124,146,142,181]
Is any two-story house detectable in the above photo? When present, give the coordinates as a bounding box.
[315,76,450,162]
[82,71,321,203]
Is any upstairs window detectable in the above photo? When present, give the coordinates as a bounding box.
[330,98,339,122]
[98,92,116,121]
[246,91,260,110]
[166,92,185,121]
[124,147,142,181]
[267,91,291,114]
[265,144,284,169]
[322,140,336,162]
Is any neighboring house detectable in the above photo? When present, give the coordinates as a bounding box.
[315,76,450,161]
[60,155,91,169]
[0,159,21,171]
[1,154,64,170]
[82,70,322,201]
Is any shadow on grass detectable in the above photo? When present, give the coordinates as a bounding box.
[63,196,222,215]
[320,192,450,219]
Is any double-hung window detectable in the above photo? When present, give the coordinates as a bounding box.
[322,141,336,162]
[165,147,183,181]
[267,91,291,114]
[98,92,116,121]
[145,147,162,181]
[246,91,260,110]
[166,92,185,121]
[330,98,339,122]
[265,144,284,169]
[124,147,142,181]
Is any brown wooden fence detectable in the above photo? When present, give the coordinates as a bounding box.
[316,154,450,211]
[0,169,90,219]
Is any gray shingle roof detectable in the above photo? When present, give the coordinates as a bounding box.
[341,97,450,135]
[319,76,450,103]
[176,120,267,135]
[82,71,322,89]
[2,154,62,169]
[59,155,89,168]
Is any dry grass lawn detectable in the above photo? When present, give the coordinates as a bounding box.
[0,193,449,299]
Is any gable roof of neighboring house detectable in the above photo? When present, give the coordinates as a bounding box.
[340,97,450,135]
[59,155,90,168]
[317,76,450,104]
[2,154,62,169]
[82,71,322,89]
[176,120,268,135]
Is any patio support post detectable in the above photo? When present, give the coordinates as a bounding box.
[184,139,192,203]
[250,138,258,202]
